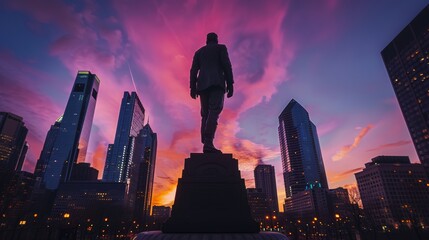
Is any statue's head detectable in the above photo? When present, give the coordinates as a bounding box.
[206,32,218,44]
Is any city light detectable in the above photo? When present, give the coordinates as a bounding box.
[64,213,70,218]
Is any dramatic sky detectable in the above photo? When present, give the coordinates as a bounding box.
[0,0,427,210]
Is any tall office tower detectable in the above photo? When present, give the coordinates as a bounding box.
[254,164,279,213]
[43,71,100,190]
[103,92,145,183]
[355,156,429,228]
[0,112,28,172]
[278,99,328,198]
[128,123,157,229]
[381,5,429,165]
[34,117,62,182]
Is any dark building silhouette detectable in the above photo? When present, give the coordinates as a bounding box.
[0,171,35,233]
[381,5,429,165]
[42,71,100,190]
[103,92,145,183]
[278,99,330,221]
[327,187,352,222]
[49,181,127,229]
[247,188,270,225]
[34,118,61,183]
[0,112,28,172]
[355,156,429,228]
[70,162,99,181]
[254,164,279,213]
[128,123,157,230]
[150,206,171,230]
[16,142,28,173]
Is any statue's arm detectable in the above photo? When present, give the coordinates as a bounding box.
[220,45,233,86]
[190,52,199,89]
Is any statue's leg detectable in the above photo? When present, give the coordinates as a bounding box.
[200,92,209,144]
[203,88,224,153]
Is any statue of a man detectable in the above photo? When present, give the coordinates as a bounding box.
[190,32,234,153]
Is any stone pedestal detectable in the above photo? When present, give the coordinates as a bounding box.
[162,153,260,233]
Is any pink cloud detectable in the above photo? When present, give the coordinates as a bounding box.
[367,140,412,152]
[0,51,63,171]
[332,124,374,161]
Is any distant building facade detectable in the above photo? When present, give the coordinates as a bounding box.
[34,118,61,182]
[381,5,429,165]
[247,188,270,224]
[254,164,279,213]
[355,156,429,228]
[42,71,100,190]
[50,182,127,227]
[128,124,157,228]
[0,112,28,172]
[103,92,145,183]
[284,188,330,221]
[327,187,352,221]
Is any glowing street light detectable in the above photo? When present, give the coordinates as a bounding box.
[64,213,70,218]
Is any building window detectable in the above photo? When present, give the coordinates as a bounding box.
[73,83,85,92]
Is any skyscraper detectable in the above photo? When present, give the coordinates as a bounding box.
[278,99,328,198]
[0,112,28,172]
[381,5,429,165]
[278,99,330,221]
[355,156,429,228]
[128,123,157,229]
[34,117,61,182]
[42,71,100,190]
[254,164,279,213]
[103,92,145,182]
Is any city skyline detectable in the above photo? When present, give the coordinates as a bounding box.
[0,0,427,209]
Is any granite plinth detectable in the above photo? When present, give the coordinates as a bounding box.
[135,231,289,240]
[162,153,259,233]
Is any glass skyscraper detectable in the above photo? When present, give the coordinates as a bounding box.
[127,123,157,230]
[34,117,61,182]
[381,5,429,165]
[43,71,100,190]
[278,99,328,198]
[103,92,145,183]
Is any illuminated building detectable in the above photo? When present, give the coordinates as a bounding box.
[103,92,145,183]
[283,188,330,222]
[49,181,127,227]
[247,188,270,224]
[42,71,100,190]
[128,123,157,230]
[381,5,429,165]
[278,99,330,221]
[355,156,429,228]
[0,171,35,231]
[278,99,328,198]
[0,112,28,172]
[34,118,61,183]
[254,164,279,213]
[327,187,352,221]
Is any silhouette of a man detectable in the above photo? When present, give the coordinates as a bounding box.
[190,32,234,153]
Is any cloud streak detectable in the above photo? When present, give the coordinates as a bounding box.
[367,140,411,152]
[332,125,374,161]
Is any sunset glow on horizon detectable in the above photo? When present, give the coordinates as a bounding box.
[0,0,426,210]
